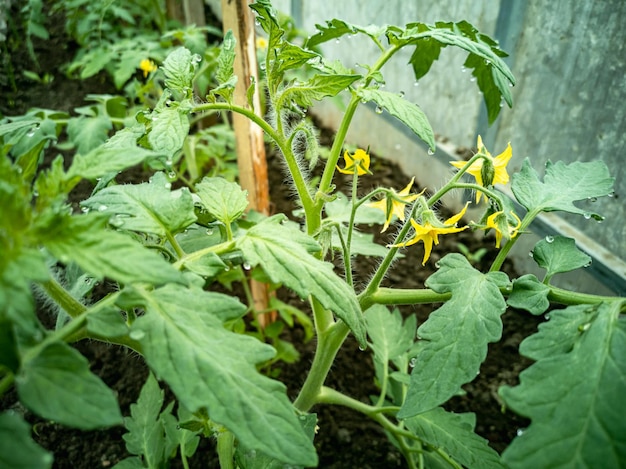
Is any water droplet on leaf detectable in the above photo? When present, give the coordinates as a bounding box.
[545,235,554,243]
[375,106,383,114]
[398,90,405,98]
[583,212,591,219]
[427,148,435,155]
[414,81,420,87]
[98,205,108,212]
[409,358,416,368]
[516,428,525,437]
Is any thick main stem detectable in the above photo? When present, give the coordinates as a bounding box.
[293,322,349,412]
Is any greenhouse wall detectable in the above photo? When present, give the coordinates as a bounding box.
[210,0,626,295]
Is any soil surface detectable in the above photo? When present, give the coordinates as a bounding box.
[1,7,542,468]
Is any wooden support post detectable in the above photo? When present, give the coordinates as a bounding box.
[221,0,274,326]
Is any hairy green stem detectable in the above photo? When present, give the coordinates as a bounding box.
[0,373,14,398]
[293,322,349,412]
[365,284,619,309]
[216,429,235,469]
[191,102,315,224]
[41,276,87,319]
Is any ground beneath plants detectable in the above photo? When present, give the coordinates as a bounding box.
[1,9,542,468]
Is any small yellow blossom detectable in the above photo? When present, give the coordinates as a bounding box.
[394,203,470,265]
[256,36,268,50]
[337,148,371,176]
[450,135,512,203]
[139,59,158,78]
[485,210,522,248]
[368,177,423,232]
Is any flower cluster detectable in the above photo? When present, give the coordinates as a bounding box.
[340,137,520,263]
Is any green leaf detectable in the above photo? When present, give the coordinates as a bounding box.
[283,73,361,108]
[389,21,514,124]
[123,373,167,468]
[512,158,615,219]
[86,307,129,339]
[195,177,249,226]
[66,115,112,155]
[237,215,366,346]
[66,145,158,181]
[398,254,507,418]
[161,47,195,99]
[507,274,550,316]
[531,235,592,282]
[404,407,504,469]
[129,284,317,466]
[325,192,386,225]
[365,305,416,362]
[16,341,123,430]
[112,457,145,469]
[148,107,190,158]
[235,413,318,469]
[42,214,185,285]
[306,18,386,48]
[273,42,319,77]
[82,172,196,236]
[0,412,53,469]
[208,29,237,103]
[500,302,626,468]
[357,89,435,152]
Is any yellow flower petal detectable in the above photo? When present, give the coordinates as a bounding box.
[337,148,371,175]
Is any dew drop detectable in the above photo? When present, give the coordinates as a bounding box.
[165,158,173,167]
[165,99,173,106]
[164,182,172,189]
[427,148,435,155]
[358,345,366,351]
[335,38,341,44]
[168,171,176,179]
[206,228,214,236]
[109,216,124,228]
[509,82,514,87]
[588,196,597,202]
[409,358,417,368]
[151,116,158,122]
[398,90,405,98]
[470,76,476,82]
[544,313,551,320]
[130,329,145,340]
[461,67,467,73]
[254,17,261,26]
[608,191,615,198]
[434,260,441,268]
[360,98,367,104]
[375,106,383,114]
[26,128,36,137]
[499,100,505,108]
[81,206,90,213]
[584,260,592,268]
[583,212,591,219]
[98,204,108,212]
[516,428,525,437]
[485,59,491,65]
[243,262,251,271]
[545,235,554,243]
[259,63,266,71]
[191,54,202,64]
[394,143,401,151]
[414,81,420,87]
[529,251,534,258]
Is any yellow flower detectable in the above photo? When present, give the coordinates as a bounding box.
[337,148,371,176]
[256,36,268,50]
[139,59,158,78]
[485,210,522,248]
[450,135,512,203]
[394,203,470,265]
[368,177,423,232]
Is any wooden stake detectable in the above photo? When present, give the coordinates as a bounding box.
[221,0,274,327]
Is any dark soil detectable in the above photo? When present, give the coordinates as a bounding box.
[1,7,541,468]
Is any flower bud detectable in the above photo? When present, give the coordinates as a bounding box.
[480,156,495,187]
